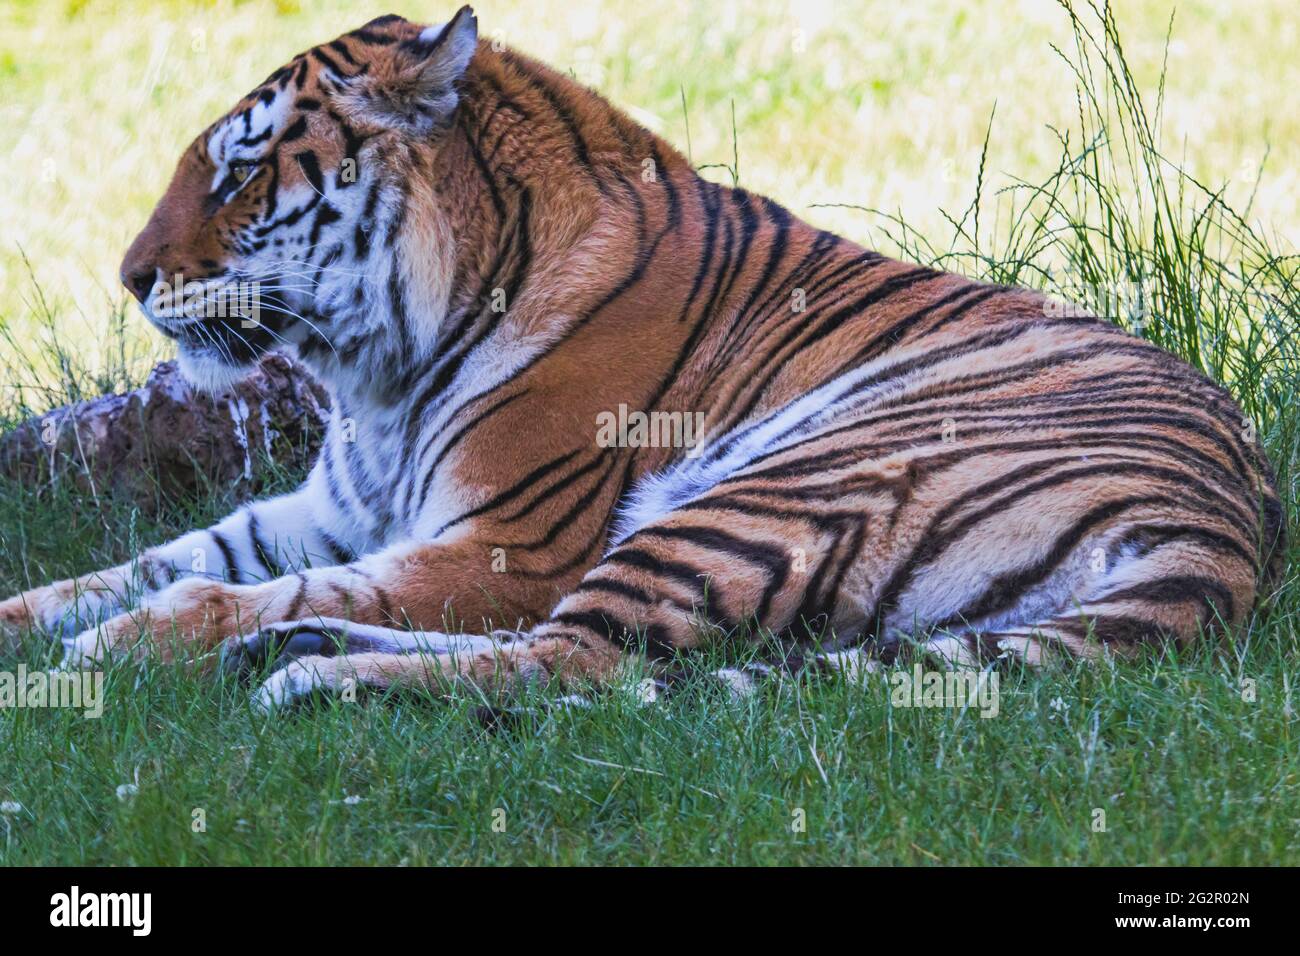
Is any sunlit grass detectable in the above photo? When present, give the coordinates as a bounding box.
[2,0,1299,382]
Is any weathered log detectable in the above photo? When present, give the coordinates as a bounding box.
[0,354,329,512]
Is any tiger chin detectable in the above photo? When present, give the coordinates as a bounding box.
[0,6,1284,715]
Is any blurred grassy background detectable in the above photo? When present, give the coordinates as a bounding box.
[1,0,1297,392]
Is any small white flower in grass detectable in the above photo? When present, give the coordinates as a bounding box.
[0,801,22,815]
[340,794,364,806]
[116,783,138,802]
[634,678,659,705]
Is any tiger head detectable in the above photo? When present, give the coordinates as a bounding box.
[119,7,481,393]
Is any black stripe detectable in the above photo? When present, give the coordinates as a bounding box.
[318,529,354,565]
[603,547,711,599]
[552,610,677,661]
[678,180,723,323]
[210,530,241,584]
[429,449,581,538]
[309,46,347,77]
[722,266,944,437]
[498,49,609,194]
[285,574,309,620]
[1092,575,1236,625]
[327,39,359,66]
[627,525,790,621]
[245,512,279,579]
[574,577,655,604]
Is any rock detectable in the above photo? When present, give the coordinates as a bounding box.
[0,354,329,512]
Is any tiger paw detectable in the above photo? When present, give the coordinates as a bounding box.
[252,656,349,713]
[0,586,126,647]
[0,593,36,644]
[60,627,118,670]
[220,623,345,680]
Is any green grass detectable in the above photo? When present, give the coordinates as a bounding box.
[3,638,1298,864]
[1,1,1298,864]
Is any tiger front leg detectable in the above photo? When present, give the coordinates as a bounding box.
[0,569,134,648]
[0,485,340,649]
[58,536,544,670]
[60,574,282,669]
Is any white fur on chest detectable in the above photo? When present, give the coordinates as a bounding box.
[304,319,569,549]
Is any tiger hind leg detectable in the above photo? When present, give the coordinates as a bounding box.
[248,497,851,710]
[230,620,608,727]
[918,530,1260,670]
[221,617,516,679]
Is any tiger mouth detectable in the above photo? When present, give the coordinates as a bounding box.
[162,317,278,367]
[144,293,293,365]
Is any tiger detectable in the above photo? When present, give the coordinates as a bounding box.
[0,6,1284,713]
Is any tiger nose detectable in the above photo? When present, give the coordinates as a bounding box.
[123,266,157,303]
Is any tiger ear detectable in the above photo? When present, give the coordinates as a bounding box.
[336,5,478,134]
